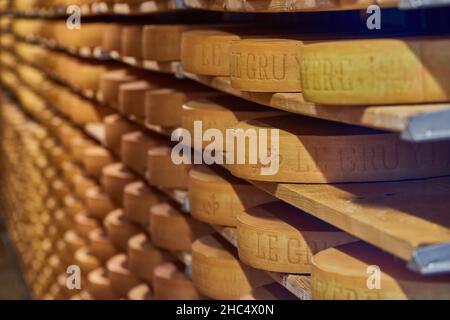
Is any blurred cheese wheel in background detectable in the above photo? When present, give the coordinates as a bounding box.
[121,25,142,59]
[50,179,70,202]
[150,202,212,252]
[118,80,159,123]
[107,253,141,298]
[61,161,83,182]
[99,69,137,108]
[147,146,190,189]
[104,208,142,252]
[70,290,94,300]
[240,283,298,300]
[121,131,163,176]
[88,228,118,262]
[74,247,101,275]
[128,233,175,282]
[85,186,116,220]
[104,114,139,154]
[192,234,273,299]
[123,181,162,227]
[128,283,152,300]
[74,211,100,238]
[101,162,137,205]
[237,201,357,273]
[63,195,85,216]
[70,137,95,164]
[73,174,97,201]
[64,230,87,254]
[312,242,450,300]
[82,146,114,179]
[101,23,122,54]
[188,165,274,226]
[87,267,117,300]
[153,262,202,300]
[54,209,72,233]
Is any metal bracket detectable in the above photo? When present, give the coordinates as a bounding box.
[399,0,450,9]
[401,108,450,142]
[407,242,450,275]
[175,62,185,79]
[182,197,190,213]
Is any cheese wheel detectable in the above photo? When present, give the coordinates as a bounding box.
[88,228,118,262]
[85,186,116,220]
[61,161,83,182]
[73,174,97,200]
[149,202,212,252]
[121,131,163,176]
[128,283,152,300]
[240,283,298,300]
[82,146,114,179]
[230,115,450,183]
[87,267,117,300]
[107,253,141,298]
[147,146,190,189]
[312,242,450,300]
[74,212,100,238]
[51,179,71,201]
[70,137,95,164]
[70,291,95,300]
[64,230,87,254]
[123,181,162,226]
[128,233,175,282]
[101,162,137,205]
[118,80,160,122]
[237,201,357,273]
[188,165,274,226]
[102,24,122,53]
[192,234,273,299]
[54,209,72,233]
[230,39,303,92]
[121,25,142,59]
[63,195,85,216]
[74,247,101,274]
[104,114,139,154]
[145,85,219,129]
[153,262,202,300]
[301,38,450,105]
[99,70,137,109]
[104,208,142,252]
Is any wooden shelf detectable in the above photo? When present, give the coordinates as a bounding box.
[113,0,185,15]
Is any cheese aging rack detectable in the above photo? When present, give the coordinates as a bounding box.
[0,0,450,301]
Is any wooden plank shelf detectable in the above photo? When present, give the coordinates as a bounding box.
[113,0,186,15]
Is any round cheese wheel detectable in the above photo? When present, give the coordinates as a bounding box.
[107,253,141,298]
[128,283,152,300]
[88,228,118,262]
[63,195,85,216]
[99,69,137,109]
[51,179,71,202]
[57,273,80,299]
[149,202,212,252]
[70,137,96,164]
[74,247,101,274]
[82,146,114,179]
[54,209,72,233]
[87,267,118,300]
[101,23,122,54]
[128,233,175,282]
[104,208,143,252]
[85,186,116,220]
[230,115,450,183]
[121,131,163,176]
[229,38,303,92]
[121,25,142,59]
[147,146,190,189]
[301,38,450,105]
[70,290,94,300]
[123,181,162,227]
[73,174,97,200]
[61,161,83,182]
[104,114,139,155]
[64,230,86,254]
[188,165,274,226]
[118,80,159,122]
[74,212,100,238]
[101,162,137,205]
[192,234,273,299]
[237,201,357,273]
[312,242,450,300]
[153,262,202,300]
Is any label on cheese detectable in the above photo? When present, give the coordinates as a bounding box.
[237,201,357,273]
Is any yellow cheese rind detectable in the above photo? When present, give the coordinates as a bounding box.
[87,267,118,300]
[121,131,162,176]
[88,228,118,262]
[107,253,141,298]
[123,181,162,227]
[101,162,137,205]
[128,283,153,300]
[104,209,143,252]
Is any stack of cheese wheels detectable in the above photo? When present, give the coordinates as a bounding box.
[123,181,162,227]
[230,115,450,183]
[107,253,141,298]
[149,202,212,252]
[127,233,174,283]
[121,131,163,176]
[188,165,274,226]
[192,234,273,299]
[82,146,114,179]
[240,283,298,300]
[147,146,190,189]
[85,186,116,221]
[145,82,219,129]
[153,262,203,300]
[312,242,450,299]
[88,228,118,262]
[74,211,100,239]
[99,69,137,108]
[87,267,117,300]
[101,162,137,205]
[101,23,122,55]
[237,201,357,273]
[104,114,139,154]
[301,38,450,105]
[121,25,142,59]
[128,283,153,300]
[104,208,142,252]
